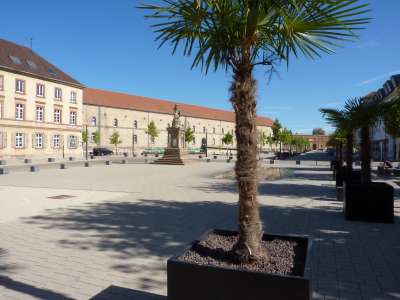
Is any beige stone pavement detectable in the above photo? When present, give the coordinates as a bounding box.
[0,158,399,299]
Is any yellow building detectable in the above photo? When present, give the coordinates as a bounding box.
[0,39,84,158]
[83,88,273,154]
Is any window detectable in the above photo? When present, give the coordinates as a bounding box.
[133,120,138,129]
[0,132,6,149]
[91,116,97,126]
[213,138,216,145]
[53,135,60,148]
[0,75,3,91]
[113,118,118,127]
[69,111,77,125]
[9,55,22,65]
[27,60,38,70]
[54,87,62,100]
[68,135,77,148]
[15,133,24,148]
[54,109,62,124]
[15,79,25,94]
[35,133,43,149]
[213,128,216,134]
[193,125,195,132]
[193,137,196,145]
[36,84,45,97]
[90,132,96,143]
[15,103,24,120]
[70,91,77,104]
[203,127,206,133]
[36,106,44,122]
[222,128,224,134]
[133,134,138,144]
[0,101,3,119]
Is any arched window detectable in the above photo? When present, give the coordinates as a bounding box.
[193,125,196,132]
[133,120,138,129]
[213,138,215,145]
[222,128,224,134]
[213,128,216,134]
[91,116,97,126]
[113,118,118,128]
[203,127,206,133]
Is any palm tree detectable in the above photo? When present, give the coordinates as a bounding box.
[140,0,369,262]
[320,106,355,173]
[343,97,391,184]
[327,129,346,167]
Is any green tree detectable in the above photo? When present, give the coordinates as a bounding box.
[110,131,122,154]
[82,130,88,144]
[146,120,159,146]
[222,132,234,146]
[271,119,282,150]
[312,128,326,135]
[141,0,369,262]
[184,127,195,146]
[93,131,101,145]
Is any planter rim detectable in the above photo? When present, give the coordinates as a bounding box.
[169,228,312,280]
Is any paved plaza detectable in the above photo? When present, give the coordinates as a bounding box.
[0,156,399,299]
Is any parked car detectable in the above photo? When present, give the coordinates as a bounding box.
[92,147,113,156]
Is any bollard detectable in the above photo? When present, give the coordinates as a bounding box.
[84,162,90,167]
[90,155,94,159]
[296,161,301,165]
[121,159,126,164]
[270,159,275,164]
[68,157,74,161]
[198,155,203,159]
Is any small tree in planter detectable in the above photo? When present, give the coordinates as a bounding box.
[341,97,396,222]
[93,130,101,146]
[184,127,195,148]
[146,120,159,148]
[141,1,369,298]
[110,131,122,155]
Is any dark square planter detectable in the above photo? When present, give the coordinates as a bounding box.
[344,182,394,223]
[336,168,361,187]
[168,229,311,300]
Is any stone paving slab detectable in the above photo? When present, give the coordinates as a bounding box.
[0,162,399,299]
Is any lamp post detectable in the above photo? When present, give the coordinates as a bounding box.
[85,124,88,161]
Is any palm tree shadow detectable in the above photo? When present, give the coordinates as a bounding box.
[90,285,166,300]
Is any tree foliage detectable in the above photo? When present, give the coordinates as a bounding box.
[146,120,159,143]
[222,132,234,145]
[312,128,326,135]
[110,131,122,152]
[185,127,195,144]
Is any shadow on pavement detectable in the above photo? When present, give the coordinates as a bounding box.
[90,285,166,300]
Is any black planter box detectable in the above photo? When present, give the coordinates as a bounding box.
[336,168,361,186]
[168,229,311,300]
[344,182,394,223]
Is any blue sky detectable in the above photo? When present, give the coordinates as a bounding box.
[1,0,399,134]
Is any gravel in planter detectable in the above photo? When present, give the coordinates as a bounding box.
[180,232,301,276]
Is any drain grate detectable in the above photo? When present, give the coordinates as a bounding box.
[48,195,76,200]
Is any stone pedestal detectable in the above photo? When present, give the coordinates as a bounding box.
[153,126,184,165]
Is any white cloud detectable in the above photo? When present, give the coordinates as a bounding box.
[356,69,400,87]
[356,40,379,50]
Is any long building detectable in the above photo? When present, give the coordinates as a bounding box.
[0,38,273,158]
[83,88,273,154]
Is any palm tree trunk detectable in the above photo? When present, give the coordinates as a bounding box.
[361,126,371,184]
[230,64,263,263]
[345,133,353,172]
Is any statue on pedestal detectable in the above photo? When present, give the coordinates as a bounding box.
[171,104,181,128]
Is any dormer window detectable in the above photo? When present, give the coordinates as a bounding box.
[9,55,22,65]
[27,60,38,70]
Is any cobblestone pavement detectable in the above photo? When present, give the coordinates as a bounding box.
[0,160,399,299]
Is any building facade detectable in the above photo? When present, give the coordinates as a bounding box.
[83,88,273,155]
[294,134,329,151]
[0,38,274,158]
[0,39,84,158]
[365,75,400,161]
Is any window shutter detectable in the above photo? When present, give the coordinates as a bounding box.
[43,134,47,149]
[32,133,36,149]
[3,132,7,149]
[24,133,28,149]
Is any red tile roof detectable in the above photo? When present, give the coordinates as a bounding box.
[0,39,82,87]
[84,88,273,127]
